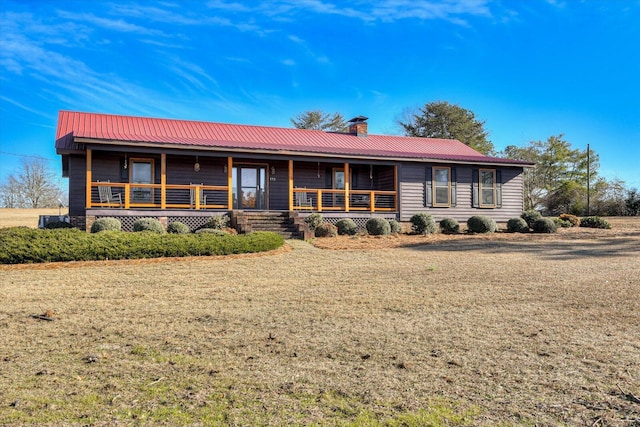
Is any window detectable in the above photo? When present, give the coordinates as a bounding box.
[433,167,451,207]
[130,158,154,203]
[479,168,496,207]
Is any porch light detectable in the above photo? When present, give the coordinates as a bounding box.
[223,164,228,173]
[194,156,200,172]
[271,166,276,175]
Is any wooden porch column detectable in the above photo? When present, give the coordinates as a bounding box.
[227,157,233,209]
[160,153,166,209]
[85,148,92,208]
[344,162,349,212]
[288,160,294,211]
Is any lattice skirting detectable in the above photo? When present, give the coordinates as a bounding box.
[318,215,398,231]
[93,215,222,232]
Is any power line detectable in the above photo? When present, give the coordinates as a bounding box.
[0,151,55,161]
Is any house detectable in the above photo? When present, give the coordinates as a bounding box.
[55,111,534,235]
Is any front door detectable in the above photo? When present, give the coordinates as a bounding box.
[232,166,267,209]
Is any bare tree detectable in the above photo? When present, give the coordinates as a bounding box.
[0,158,64,208]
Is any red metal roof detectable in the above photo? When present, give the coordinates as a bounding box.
[55,110,532,165]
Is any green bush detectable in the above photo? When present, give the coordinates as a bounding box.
[533,218,557,233]
[554,218,573,228]
[366,218,391,236]
[91,217,122,233]
[520,210,542,229]
[195,228,229,235]
[0,227,284,264]
[410,213,436,235]
[467,215,497,233]
[388,219,402,234]
[314,222,338,237]
[580,216,611,229]
[133,218,165,233]
[335,218,357,236]
[200,214,230,230]
[44,220,73,229]
[167,221,190,234]
[559,213,581,227]
[439,218,460,234]
[304,213,323,229]
[506,217,529,233]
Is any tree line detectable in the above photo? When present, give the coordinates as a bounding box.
[292,102,639,216]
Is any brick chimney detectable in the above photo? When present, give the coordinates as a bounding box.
[348,116,368,137]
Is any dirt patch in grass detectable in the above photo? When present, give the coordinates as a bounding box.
[0,217,639,425]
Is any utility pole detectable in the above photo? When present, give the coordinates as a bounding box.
[587,144,590,216]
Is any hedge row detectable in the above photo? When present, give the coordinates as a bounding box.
[0,227,284,264]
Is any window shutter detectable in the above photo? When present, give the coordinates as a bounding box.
[496,170,503,208]
[351,167,358,188]
[472,169,479,208]
[451,167,457,207]
[425,166,433,207]
[325,168,332,188]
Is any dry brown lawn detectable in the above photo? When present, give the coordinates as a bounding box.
[0,208,68,228]
[0,217,639,425]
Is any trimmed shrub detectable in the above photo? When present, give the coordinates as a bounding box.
[133,218,165,233]
[467,215,497,233]
[335,218,357,236]
[559,213,581,227]
[507,217,529,233]
[388,219,402,234]
[200,214,230,230]
[167,221,190,234]
[314,222,338,237]
[44,220,73,229]
[304,213,323,229]
[0,227,284,264]
[410,213,436,235]
[520,210,542,229]
[366,217,391,236]
[554,218,573,228]
[439,218,460,234]
[533,218,557,233]
[580,216,611,229]
[91,217,122,233]
[195,228,229,235]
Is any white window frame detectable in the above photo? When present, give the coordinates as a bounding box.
[479,168,497,208]
[432,166,451,207]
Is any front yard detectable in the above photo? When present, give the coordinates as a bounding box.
[0,217,638,425]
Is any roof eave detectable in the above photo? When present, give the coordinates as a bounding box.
[75,137,534,167]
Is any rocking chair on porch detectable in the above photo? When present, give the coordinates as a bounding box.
[190,183,208,208]
[97,180,123,208]
[295,188,313,209]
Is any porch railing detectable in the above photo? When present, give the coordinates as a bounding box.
[292,188,397,212]
[90,182,229,209]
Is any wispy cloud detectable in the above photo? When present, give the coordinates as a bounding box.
[206,0,494,25]
[0,96,50,118]
[57,11,168,36]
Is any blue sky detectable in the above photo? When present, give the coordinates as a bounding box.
[1,0,639,189]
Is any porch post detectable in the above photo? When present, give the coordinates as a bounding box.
[227,157,233,209]
[344,162,349,212]
[288,160,293,211]
[85,148,92,208]
[394,164,398,211]
[160,153,166,209]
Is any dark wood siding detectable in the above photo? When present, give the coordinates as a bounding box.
[68,155,86,216]
[400,163,524,222]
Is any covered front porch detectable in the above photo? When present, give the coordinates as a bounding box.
[83,149,398,214]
